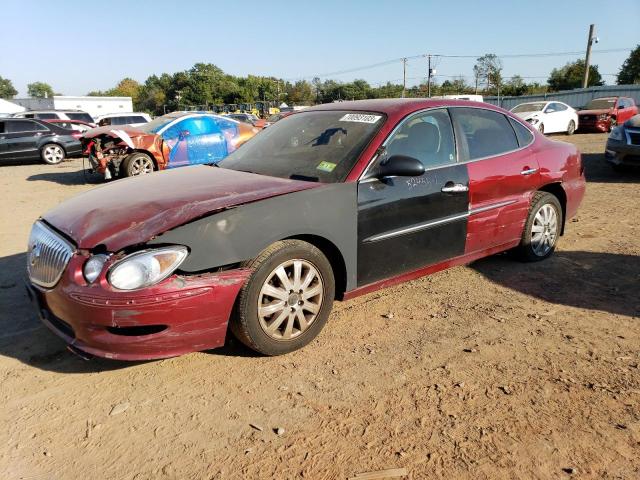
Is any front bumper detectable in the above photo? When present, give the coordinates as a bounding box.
[578,117,610,132]
[26,255,250,360]
[605,139,640,167]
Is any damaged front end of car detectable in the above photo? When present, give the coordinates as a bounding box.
[82,128,168,180]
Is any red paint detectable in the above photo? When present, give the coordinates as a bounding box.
[30,254,250,360]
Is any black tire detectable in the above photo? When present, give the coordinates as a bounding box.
[122,152,155,177]
[538,123,545,135]
[40,143,65,165]
[230,240,335,355]
[514,191,563,262]
[566,120,576,135]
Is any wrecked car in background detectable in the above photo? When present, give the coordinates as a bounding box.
[82,112,258,179]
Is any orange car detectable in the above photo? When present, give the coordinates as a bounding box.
[82,112,259,180]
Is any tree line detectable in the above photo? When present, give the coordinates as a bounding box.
[1,46,639,115]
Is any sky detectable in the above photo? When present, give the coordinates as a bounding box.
[1,0,639,97]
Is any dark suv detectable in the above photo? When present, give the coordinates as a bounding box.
[0,118,82,164]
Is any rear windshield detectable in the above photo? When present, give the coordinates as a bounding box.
[66,112,94,123]
[219,110,384,183]
[585,98,616,110]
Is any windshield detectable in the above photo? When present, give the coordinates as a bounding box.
[136,115,179,134]
[585,98,616,110]
[512,103,546,113]
[219,110,384,183]
[66,112,94,123]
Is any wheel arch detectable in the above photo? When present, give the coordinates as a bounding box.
[284,234,348,300]
[538,182,567,234]
[130,149,159,169]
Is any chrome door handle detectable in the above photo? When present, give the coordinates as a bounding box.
[441,183,469,193]
[521,168,538,175]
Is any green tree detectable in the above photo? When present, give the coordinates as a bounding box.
[0,76,18,99]
[502,75,528,96]
[473,54,503,94]
[439,76,471,95]
[547,59,603,91]
[617,45,640,85]
[27,81,55,98]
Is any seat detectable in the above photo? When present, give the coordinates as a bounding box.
[388,122,440,164]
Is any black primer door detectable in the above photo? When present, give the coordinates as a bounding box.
[356,108,469,286]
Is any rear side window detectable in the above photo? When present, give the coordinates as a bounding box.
[35,113,58,119]
[450,108,519,161]
[7,120,48,133]
[508,118,534,147]
[0,121,5,133]
[66,112,94,122]
[130,116,147,123]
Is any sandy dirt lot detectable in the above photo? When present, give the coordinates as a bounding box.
[1,133,639,480]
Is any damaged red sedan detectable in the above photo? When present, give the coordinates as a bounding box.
[26,99,585,360]
[83,112,258,180]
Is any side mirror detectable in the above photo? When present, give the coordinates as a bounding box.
[375,155,425,178]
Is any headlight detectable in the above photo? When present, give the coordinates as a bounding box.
[608,127,623,141]
[527,117,539,124]
[83,254,109,283]
[108,246,188,291]
[598,113,609,121]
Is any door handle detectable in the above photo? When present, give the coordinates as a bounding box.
[441,182,469,193]
[520,167,538,175]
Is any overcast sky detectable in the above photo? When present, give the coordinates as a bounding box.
[1,0,638,97]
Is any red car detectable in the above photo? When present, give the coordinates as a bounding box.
[26,99,585,360]
[577,96,638,132]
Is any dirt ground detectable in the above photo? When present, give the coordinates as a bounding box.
[1,133,639,480]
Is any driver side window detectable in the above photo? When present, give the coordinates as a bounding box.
[384,108,456,170]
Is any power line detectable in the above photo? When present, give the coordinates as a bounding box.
[288,47,632,81]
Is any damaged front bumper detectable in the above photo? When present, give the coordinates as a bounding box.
[27,254,250,361]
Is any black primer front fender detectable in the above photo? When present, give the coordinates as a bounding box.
[149,183,358,290]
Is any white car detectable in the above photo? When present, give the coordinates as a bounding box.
[96,112,151,128]
[511,101,578,135]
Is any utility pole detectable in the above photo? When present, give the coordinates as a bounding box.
[402,58,407,98]
[427,54,432,98]
[583,24,596,88]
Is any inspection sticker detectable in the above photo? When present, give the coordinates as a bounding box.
[339,113,382,123]
[317,161,337,172]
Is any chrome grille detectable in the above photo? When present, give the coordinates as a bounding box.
[27,221,75,288]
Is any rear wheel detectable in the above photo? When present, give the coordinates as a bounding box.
[123,152,155,177]
[41,143,65,165]
[230,240,335,355]
[566,120,576,135]
[515,191,562,262]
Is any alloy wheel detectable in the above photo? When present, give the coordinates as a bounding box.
[531,204,558,256]
[43,145,64,164]
[130,156,154,175]
[257,259,324,340]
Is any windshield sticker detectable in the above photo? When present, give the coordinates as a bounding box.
[317,161,337,172]
[339,113,382,124]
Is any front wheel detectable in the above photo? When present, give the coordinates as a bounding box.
[566,120,576,135]
[538,123,545,135]
[515,192,562,262]
[41,143,65,165]
[123,152,155,177]
[230,240,335,355]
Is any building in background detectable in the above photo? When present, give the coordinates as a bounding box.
[12,96,133,119]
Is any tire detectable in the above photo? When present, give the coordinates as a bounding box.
[40,143,65,165]
[230,240,335,355]
[566,120,576,135]
[538,123,545,135]
[514,191,563,262]
[123,152,155,177]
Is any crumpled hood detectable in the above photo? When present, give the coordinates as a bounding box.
[578,108,612,116]
[514,111,541,121]
[42,166,319,251]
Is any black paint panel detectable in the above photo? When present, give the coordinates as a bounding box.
[149,183,359,291]
[357,163,469,286]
